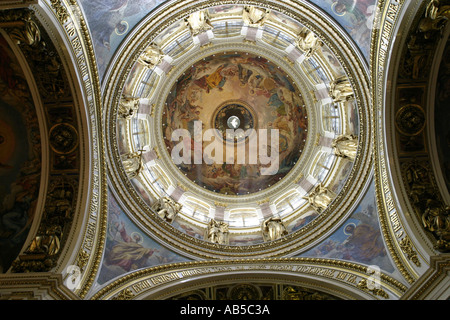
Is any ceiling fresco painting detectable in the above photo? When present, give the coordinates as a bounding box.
[0,34,41,274]
[298,180,397,274]
[309,0,378,60]
[78,0,168,80]
[106,1,373,254]
[162,51,308,195]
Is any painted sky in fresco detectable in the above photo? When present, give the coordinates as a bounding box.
[78,0,168,81]
[309,0,377,60]
[79,0,377,82]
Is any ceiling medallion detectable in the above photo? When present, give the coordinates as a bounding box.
[105,1,371,257]
[215,100,255,142]
[395,104,426,136]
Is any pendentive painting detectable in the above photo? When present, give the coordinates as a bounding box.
[79,0,168,80]
[310,0,378,60]
[97,190,190,285]
[298,181,396,274]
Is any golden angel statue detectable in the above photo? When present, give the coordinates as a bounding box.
[137,43,164,68]
[329,76,354,103]
[185,10,214,36]
[303,184,335,213]
[242,6,270,27]
[332,134,358,161]
[295,27,323,59]
[262,217,288,241]
[152,197,182,223]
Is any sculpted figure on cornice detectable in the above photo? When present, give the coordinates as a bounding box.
[121,151,143,179]
[425,0,450,21]
[422,199,450,251]
[404,162,450,251]
[206,219,229,244]
[8,10,40,46]
[329,75,354,103]
[262,217,288,241]
[303,184,335,213]
[242,6,270,27]
[152,197,182,224]
[406,164,432,206]
[26,225,62,256]
[332,134,358,161]
[137,43,164,69]
[295,27,323,59]
[118,95,140,119]
[419,0,450,38]
[185,10,213,36]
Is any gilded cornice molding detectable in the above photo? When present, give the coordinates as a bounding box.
[27,0,108,299]
[401,254,450,299]
[371,0,450,288]
[0,273,79,300]
[90,258,407,300]
[372,0,419,285]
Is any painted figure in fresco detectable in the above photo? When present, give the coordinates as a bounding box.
[296,27,323,59]
[106,221,158,272]
[242,6,270,27]
[80,0,160,51]
[331,0,372,20]
[332,134,358,161]
[193,64,228,93]
[262,217,288,241]
[185,10,213,36]
[340,222,386,263]
[238,64,253,86]
[162,52,307,195]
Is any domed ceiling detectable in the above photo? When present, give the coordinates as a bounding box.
[3,0,450,302]
[104,1,372,257]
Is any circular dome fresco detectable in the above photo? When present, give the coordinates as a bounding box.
[161,51,308,195]
[105,1,372,258]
